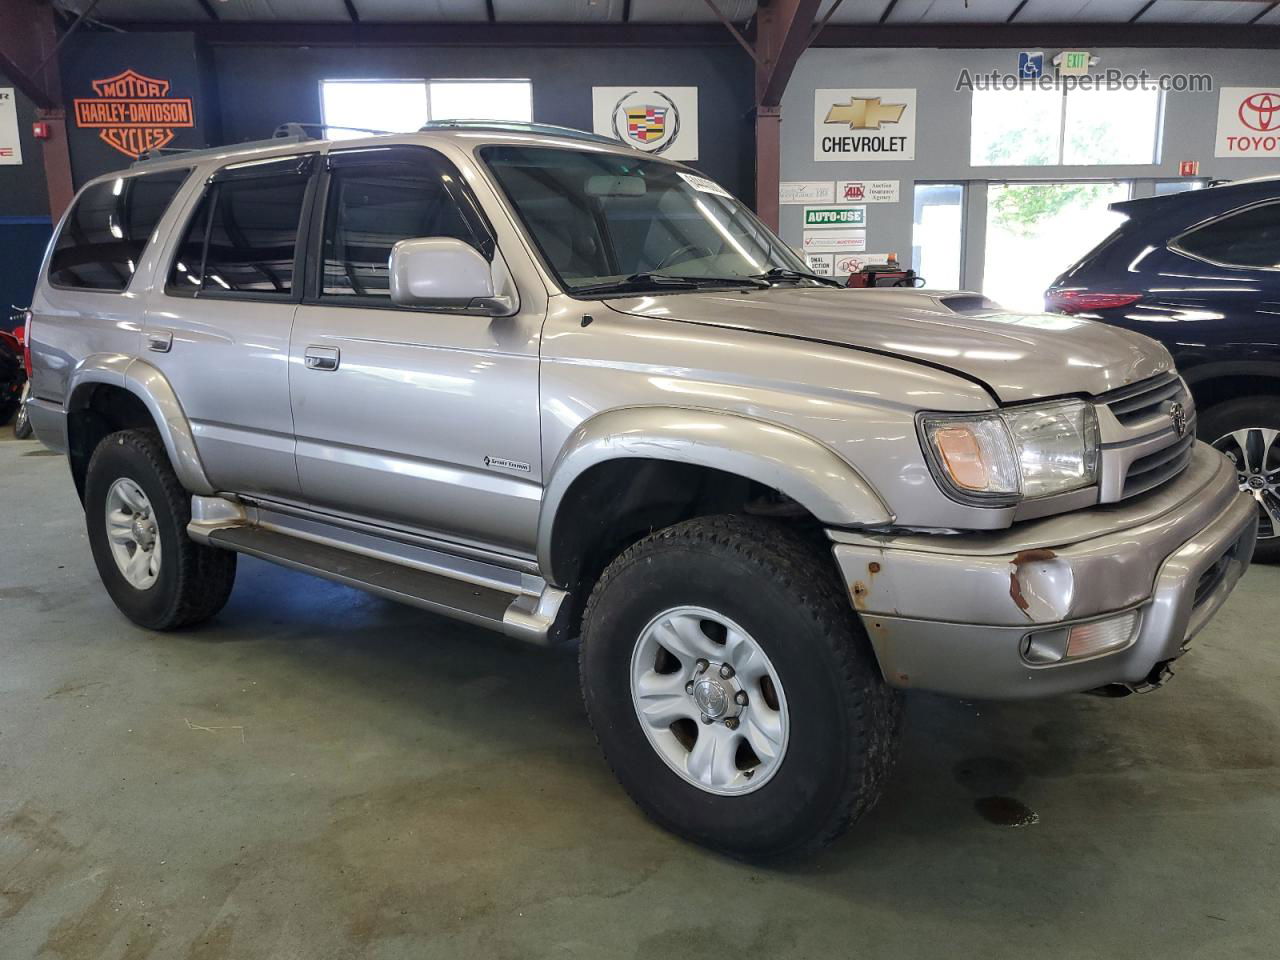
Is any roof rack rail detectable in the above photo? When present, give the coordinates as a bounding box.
[128,122,383,168]
[131,122,321,167]
[419,119,625,147]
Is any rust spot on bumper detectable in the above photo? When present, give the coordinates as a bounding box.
[1009,549,1059,618]
[852,580,869,609]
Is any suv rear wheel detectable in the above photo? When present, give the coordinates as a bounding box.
[85,429,237,629]
[1201,397,1280,563]
[579,514,902,861]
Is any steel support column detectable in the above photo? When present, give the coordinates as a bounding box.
[0,0,75,219]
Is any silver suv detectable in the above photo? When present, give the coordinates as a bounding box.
[25,122,1258,860]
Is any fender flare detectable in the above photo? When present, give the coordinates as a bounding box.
[536,406,892,579]
[66,355,214,495]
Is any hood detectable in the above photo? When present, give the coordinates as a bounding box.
[604,287,1171,404]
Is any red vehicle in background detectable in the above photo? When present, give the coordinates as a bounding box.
[1,307,32,439]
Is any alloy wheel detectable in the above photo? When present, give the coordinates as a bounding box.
[1213,427,1280,540]
[104,477,162,589]
[630,606,789,796]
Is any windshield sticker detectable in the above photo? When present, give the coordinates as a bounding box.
[678,172,734,199]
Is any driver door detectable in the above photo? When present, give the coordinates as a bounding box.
[288,145,543,555]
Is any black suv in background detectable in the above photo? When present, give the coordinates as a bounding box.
[1048,177,1280,561]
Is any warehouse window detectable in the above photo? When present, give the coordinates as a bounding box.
[321,79,532,140]
[971,87,1162,167]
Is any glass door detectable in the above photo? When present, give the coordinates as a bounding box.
[982,180,1130,313]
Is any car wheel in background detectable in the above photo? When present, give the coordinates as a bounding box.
[1200,397,1280,563]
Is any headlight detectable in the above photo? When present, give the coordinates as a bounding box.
[919,399,1099,504]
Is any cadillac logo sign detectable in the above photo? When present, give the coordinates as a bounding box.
[592,86,698,160]
[73,69,194,159]
[612,90,680,153]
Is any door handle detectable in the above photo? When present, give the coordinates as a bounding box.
[147,330,172,353]
[304,346,340,371]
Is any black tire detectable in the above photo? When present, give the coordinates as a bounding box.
[1199,396,1280,564]
[13,384,32,439]
[580,514,902,861]
[84,429,237,629]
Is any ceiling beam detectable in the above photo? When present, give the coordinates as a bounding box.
[0,0,62,107]
[98,18,1280,50]
[1249,1,1279,24]
[756,0,824,106]
[195,0,221,21]
[343,0,360,23]
[104,21,738,46]
[810,20,1280,47]
[1130,0,1157,22]
[1007,0,1029,23]
[878,0,900,23]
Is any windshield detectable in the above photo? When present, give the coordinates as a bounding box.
[480,145,814,295]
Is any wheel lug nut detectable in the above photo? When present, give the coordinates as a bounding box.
[724,716,739,730]
[685,681,695,694]
[701,714,714,725]
[734,690,748,706]
[719,663,734,679]
[694,659,709,675]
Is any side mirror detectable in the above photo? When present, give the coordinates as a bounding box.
[388,237,514,316]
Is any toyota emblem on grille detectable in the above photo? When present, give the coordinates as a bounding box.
[1168,401,1187,438]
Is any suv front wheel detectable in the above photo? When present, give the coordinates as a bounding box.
[85,429,237,629]
[579,515,902,861]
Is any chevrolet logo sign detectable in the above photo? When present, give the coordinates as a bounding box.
[824,97,907,130]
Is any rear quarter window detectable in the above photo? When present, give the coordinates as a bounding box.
[47,168,191,291]
[1174,201,1280,269]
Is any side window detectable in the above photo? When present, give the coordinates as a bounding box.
[1176,202,1280,269]
[48,168,190,291]
[167,157,312,298]
[321,154,493,299]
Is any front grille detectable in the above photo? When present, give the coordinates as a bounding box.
[1100,372,1184,428]
[1095,372,1196,502]
[1122,429,1196,498]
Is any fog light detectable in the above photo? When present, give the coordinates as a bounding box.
[1021,610,1140,665]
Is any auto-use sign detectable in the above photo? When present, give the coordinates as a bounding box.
[1215,87,1280,157]
[803,205,866,228]
[815,89,916,162]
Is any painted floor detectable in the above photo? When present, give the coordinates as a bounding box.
[2,429,1277,959]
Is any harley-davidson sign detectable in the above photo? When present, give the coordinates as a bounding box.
[73,69,194,159]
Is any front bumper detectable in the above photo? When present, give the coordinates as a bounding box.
[831,442,1257,699]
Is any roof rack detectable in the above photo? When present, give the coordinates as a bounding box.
[130,122,395,168]
[132,123,318,167]
[418,119,625,147]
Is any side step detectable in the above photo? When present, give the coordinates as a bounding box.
[206,526,566,644]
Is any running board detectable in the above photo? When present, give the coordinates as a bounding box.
[205,525,568,645]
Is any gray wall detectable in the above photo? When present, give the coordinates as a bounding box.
[781,47,1280,287]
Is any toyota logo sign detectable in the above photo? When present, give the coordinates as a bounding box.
[1239,92,1280,132]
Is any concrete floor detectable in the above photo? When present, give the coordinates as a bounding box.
[1,428,1278,960]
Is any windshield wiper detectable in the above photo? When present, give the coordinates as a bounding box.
[572,272,769,297]
[754,267,845,288]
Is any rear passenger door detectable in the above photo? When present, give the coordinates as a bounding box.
[288,145,543,555]
[150,153,317,499]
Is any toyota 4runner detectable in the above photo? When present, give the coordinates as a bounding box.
[24,122,1258,860]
